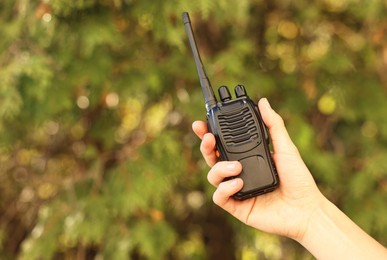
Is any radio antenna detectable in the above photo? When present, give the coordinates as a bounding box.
[182,12,217,111]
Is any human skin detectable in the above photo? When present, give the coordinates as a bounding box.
[192,98,387,259]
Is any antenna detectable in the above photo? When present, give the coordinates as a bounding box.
[182,12,217,111]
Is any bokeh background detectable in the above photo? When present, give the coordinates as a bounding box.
[1,0,386,259]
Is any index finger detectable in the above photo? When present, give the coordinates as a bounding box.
[192,121,208,140]
[192,121,218,167]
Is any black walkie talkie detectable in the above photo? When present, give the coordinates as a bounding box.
[183,12,279,200]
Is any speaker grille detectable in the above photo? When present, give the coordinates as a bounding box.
[218,107,258,146]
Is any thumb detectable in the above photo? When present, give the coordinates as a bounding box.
[258,98,298,155]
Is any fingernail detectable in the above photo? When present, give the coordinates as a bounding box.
[226,162,237,170]
[230,179,239,187]
[263,98,272,109]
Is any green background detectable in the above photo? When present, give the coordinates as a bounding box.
[0,0,386,259]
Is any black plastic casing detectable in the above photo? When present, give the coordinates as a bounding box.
[207,89,279,200]
[181,12,278,200]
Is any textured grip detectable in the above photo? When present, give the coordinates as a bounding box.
[218,107,258,146]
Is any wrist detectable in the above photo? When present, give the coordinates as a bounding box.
[294,194,330,244]
[294,195,343,259]
[295,194,387,260]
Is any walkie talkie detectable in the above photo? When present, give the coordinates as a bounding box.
[183,12,279,200]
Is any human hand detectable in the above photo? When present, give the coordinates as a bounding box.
[192,98,325,240]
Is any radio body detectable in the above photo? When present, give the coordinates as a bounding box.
[183,12,279,200]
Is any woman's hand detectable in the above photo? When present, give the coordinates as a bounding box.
[192,98,324,240]
[192,98,387,259]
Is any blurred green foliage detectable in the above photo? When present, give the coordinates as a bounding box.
[0,0,386,259]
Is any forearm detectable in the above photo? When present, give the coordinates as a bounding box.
[297,197,387,260]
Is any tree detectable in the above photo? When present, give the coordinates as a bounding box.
[0,0,386,259]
